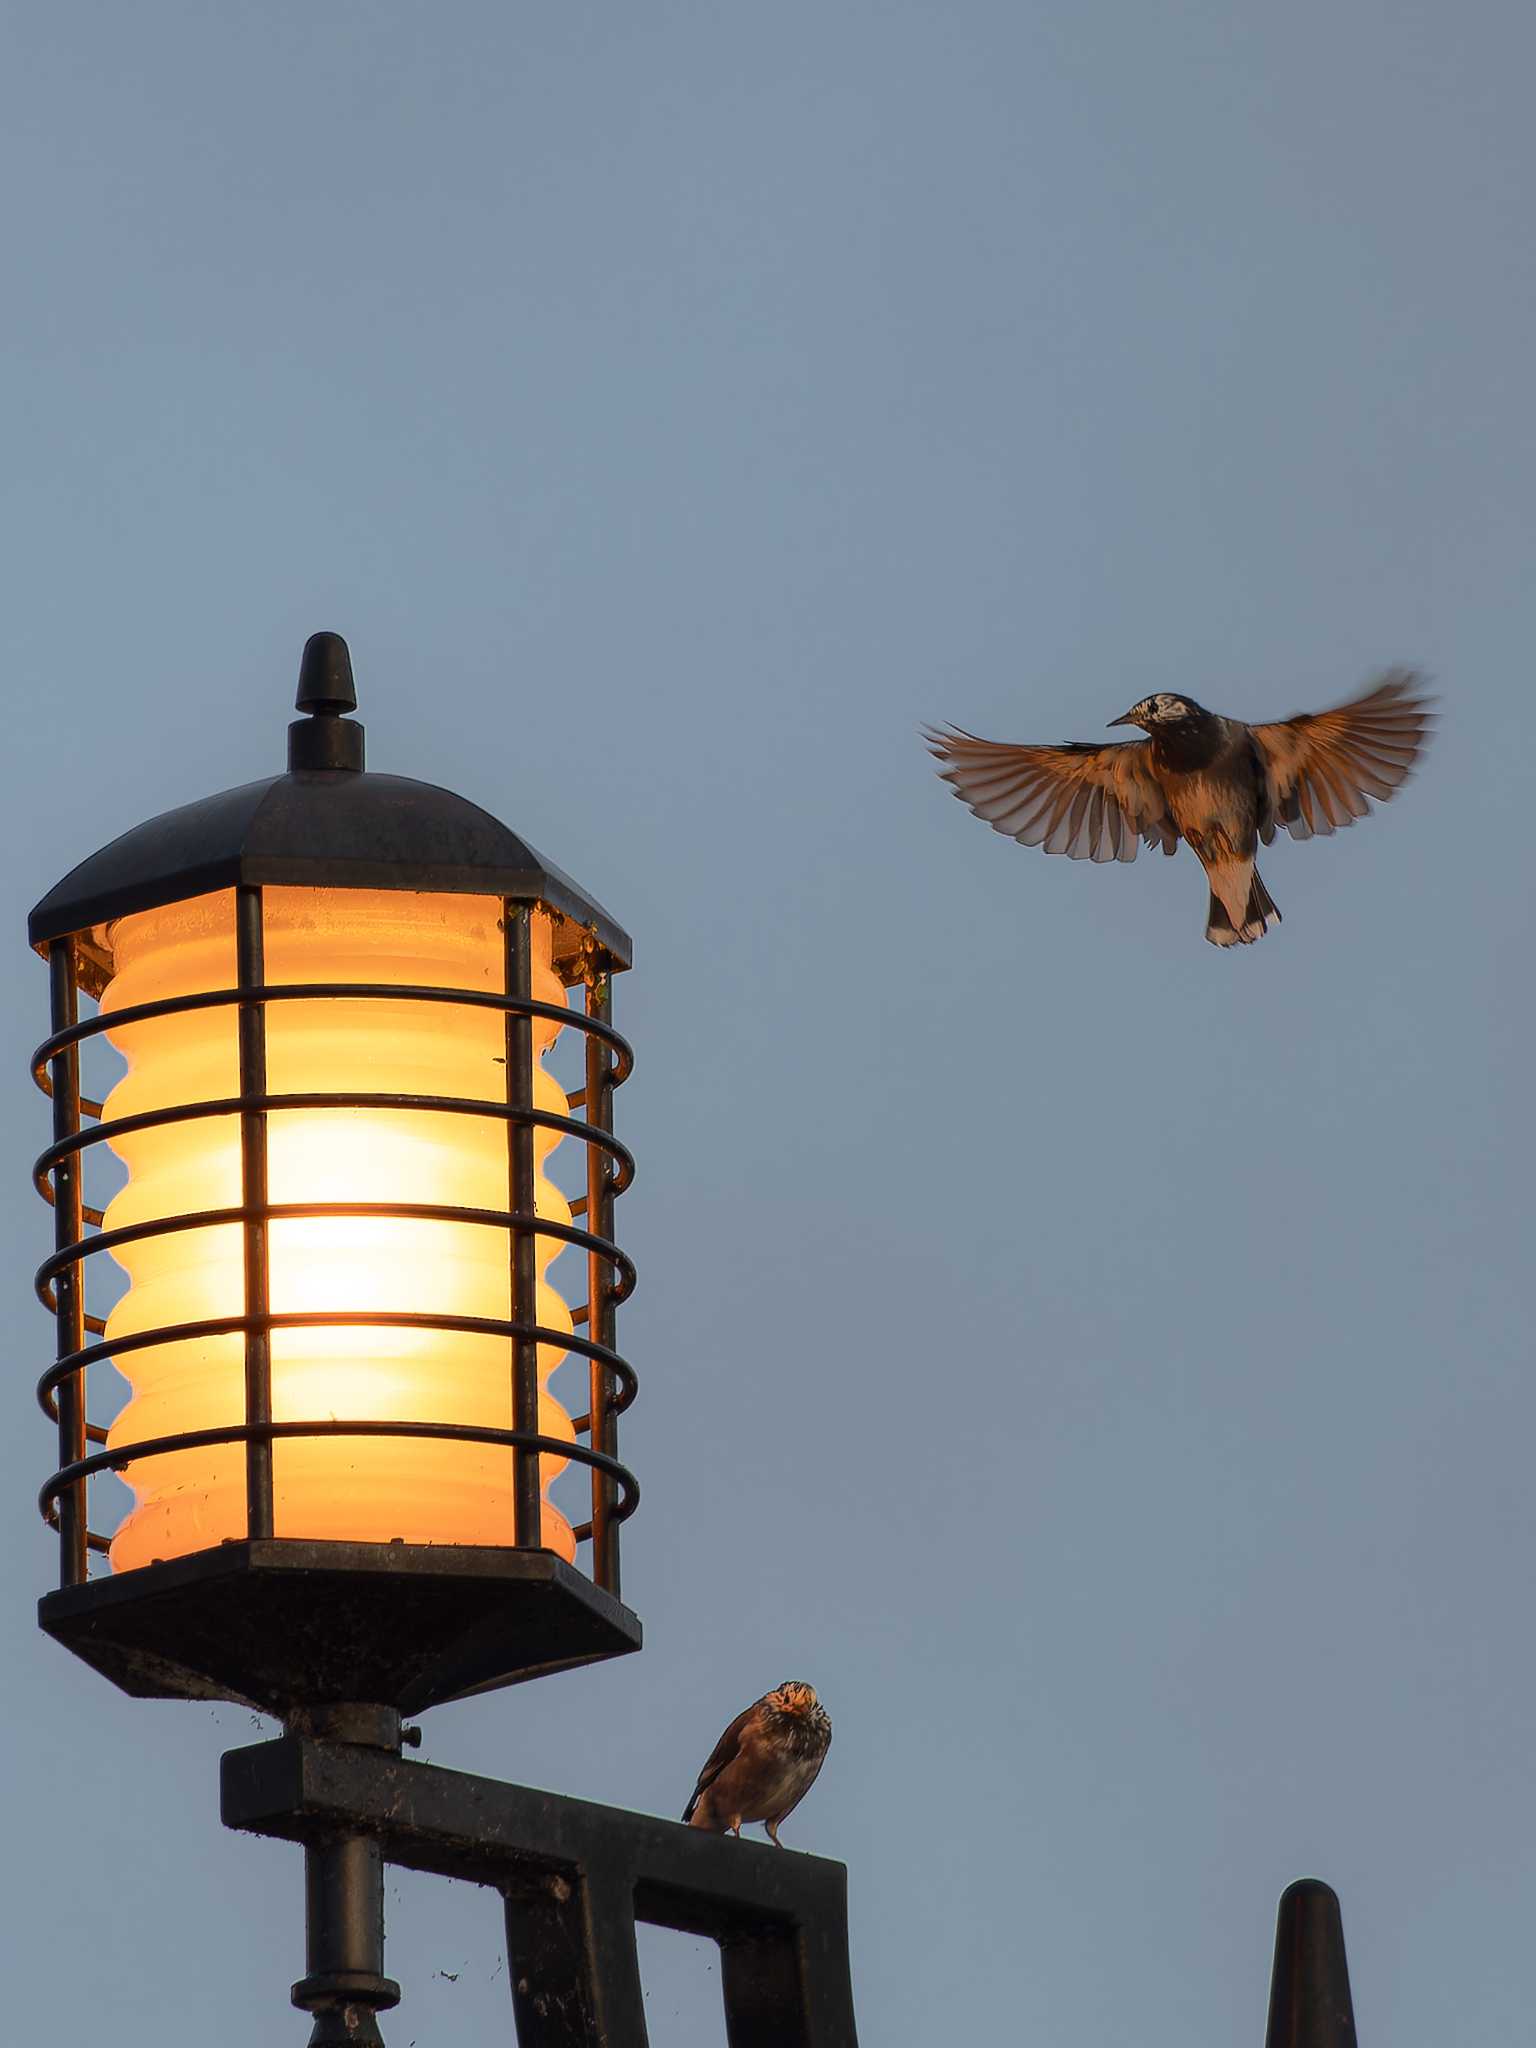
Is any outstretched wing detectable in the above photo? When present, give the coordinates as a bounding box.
[924,725,1177,861]
[682,1705,753,1823]
[1252,670,1433,843]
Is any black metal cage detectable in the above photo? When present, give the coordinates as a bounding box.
[30,635,642,1714]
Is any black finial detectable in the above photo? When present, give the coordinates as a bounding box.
[296,631,357,714]
[289,631,365,771]
[1265,1880,1358,2048]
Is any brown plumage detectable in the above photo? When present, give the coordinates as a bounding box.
[925,669,1432,945]
[682,1681,831,1845]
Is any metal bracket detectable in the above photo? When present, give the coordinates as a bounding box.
[222,1733,860,2047]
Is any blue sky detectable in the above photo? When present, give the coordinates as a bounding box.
[3,4,1533,2042]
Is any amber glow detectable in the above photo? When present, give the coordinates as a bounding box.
[99,888,578,1571]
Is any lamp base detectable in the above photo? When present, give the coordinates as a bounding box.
[38,1539,642,1714]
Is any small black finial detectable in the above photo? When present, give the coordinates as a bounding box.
[1265,1879,1358,2048]
[296,631,357,714]
[289,631,365,771]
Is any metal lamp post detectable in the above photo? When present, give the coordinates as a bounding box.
[30,633,860,2046]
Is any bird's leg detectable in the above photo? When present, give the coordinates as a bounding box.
[765,1820,783,1848]
[731,1820,741,1838]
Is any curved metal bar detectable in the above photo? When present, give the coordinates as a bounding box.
[32,1172,104,1227]
[38,1417,640,1526]
[36,1309,638,1414]
[35,1201,637,1308]
[34,1092,637,1199]
[31,981,635,1085]
[32,1285,108,1338]
[32,1069,104,1119]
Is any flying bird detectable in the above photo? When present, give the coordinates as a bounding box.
[925,670,1432,945]
[683,1681,831,1845]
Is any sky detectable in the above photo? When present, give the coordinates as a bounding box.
[2,3,1533,2042]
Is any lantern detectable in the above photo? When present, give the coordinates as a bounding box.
[31,635,640,1713]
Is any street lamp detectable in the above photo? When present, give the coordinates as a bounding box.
[31,633,638,1722]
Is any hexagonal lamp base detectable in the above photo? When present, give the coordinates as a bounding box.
[38,1540,642,1715]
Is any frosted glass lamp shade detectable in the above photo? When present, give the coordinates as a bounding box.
[98,888,578,1568]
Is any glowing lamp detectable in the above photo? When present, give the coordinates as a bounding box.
[32,635,640,1713]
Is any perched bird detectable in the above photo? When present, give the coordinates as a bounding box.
[925,670,1432,945]
[683,1681,832,1845]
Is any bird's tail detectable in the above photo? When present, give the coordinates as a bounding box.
[1205,867,1282,947]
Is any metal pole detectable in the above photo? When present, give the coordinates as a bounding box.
[236,884,275,1540]
[288,1706,402,2046]
[47,940,88,1586]
[504,904,542,1547]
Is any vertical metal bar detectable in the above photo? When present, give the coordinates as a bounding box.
[720,1862,858,2046]
[787,1884,862,2048]
[293,1833,399,2045]
[503,1864,649,2048]
[585,970,619,1596]
[505,904,542,1548]
[719,1934,814,2048]
[236,885,275,1541]
[48,941,88,1587]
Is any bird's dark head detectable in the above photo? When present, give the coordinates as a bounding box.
[767,1680,821,1717]
[1108,693,1208,732]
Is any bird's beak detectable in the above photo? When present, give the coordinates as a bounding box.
[1107,710,1139,728]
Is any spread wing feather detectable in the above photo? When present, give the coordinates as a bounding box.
[1252,670,1433,843]
[923,725,1177,861]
